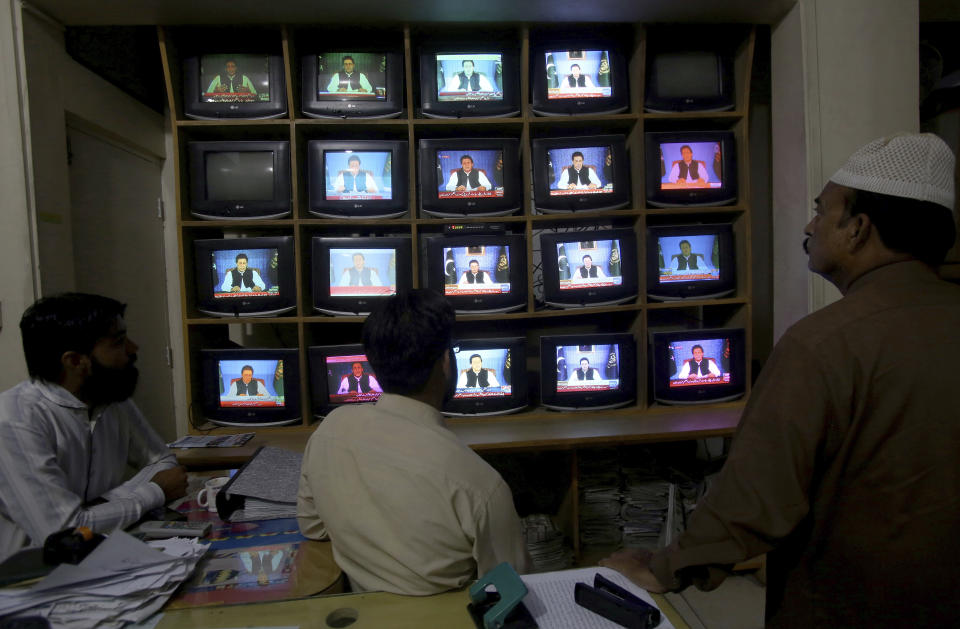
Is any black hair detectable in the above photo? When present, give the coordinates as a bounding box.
[845,189,957,266]
[347,155,361,164]
[342,55,355,64]
[460,155,473,164]
[362,289,455,395]
[241,365,254,374]
[235,253,248,262]
[469,353,482,363]
[679,240,691,248]
[570,63,581,71]
[680,145,692,153]
[580,357,589,364]
[468,259,480,267]
[462,59,474,67]
[571,151,584,161]
[582,254,592,262]
[692,345,703,353]
[20,293,127,383]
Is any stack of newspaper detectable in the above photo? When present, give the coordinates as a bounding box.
[220,446,302,522]
[578,449,623,550]
[521,513,574,573]
[0,531,207,628]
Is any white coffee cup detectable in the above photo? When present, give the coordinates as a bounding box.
[196,476,230,513]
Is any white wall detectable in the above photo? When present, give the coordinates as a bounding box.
[771,0,919,339]
[0,0,39,390]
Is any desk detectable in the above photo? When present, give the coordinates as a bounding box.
[155,585,690,629]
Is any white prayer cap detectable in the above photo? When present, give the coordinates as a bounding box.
[829,132,955,211]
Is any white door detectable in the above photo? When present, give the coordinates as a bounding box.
[67,123,175,442]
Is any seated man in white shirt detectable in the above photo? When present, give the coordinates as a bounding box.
[556,151,601,190]
[458,259,491,285]
[676,345,722,379]
[669,240,712,274]
[227,365,268,397]
[456,354,501,389]
[571,254,608,282]
[668,145,710,185]
[445,155,492,193]
[442,59,495,92]
[559,63,596,90]
[221,253,266,292]
[0,293,187,562]
[336,362,383,395]
[574,357,599,381]
[339,253,382,287]
[298,289,529,594]
[325,56,374,94]
[333,155,379,195]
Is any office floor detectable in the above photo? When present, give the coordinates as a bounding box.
[665,575,766,629]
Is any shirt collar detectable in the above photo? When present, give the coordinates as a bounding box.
[373,393,445,429]
[31,379,87,410]
[845,260,938,295]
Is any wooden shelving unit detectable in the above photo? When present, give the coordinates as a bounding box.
[159,22,757,558]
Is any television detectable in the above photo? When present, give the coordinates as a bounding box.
[311,236,412,316]
[188,141,292,220]
[531,135,631,213]
[646,223,735,301]
[419,47,520,118]
[301,51,404,118]
[643,33,735,113]
[193,236,296,317]
[424,233,527,314]
[443,337,528,417]
[540,333,636,411]
[308,344,383,418]
[650,328,746,405]
[530,43,628,116]
[183,52,287,120]
[418,138,521,218]
[539,229,639,308]
[645,131,737,208]
[200,348,301,427]
[307,140,409,219]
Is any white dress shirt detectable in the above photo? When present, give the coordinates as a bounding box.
[677,358,722,379]
[445,170,493,192]
[556,166,602,189]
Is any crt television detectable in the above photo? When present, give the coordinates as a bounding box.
[540,333,636,411]
[307,140,409,219]
[312,236,412,316]
[188,141,291,220]
[539,229,639,308]
[531,135,630,213]
[645,131,737,208]
[308,344,383,418]
[443,337,528,417]
[193,236,296,317]
[418,138,521,218]
[643,29,735,113]
[419,47,520,118]
[531,43,628,116]
[183,52,287,120]
[650,328,746,405]
[424,233,527,314]
[301,50,404,118]
[200,348,301,427]
[646,223,735,301]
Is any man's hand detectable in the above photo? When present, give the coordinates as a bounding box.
[230,286,241,292]
[456,185,467,192]
[151,466,188,503]
[598,548,669,593]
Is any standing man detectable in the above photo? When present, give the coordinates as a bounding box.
[298,290,529,594]
[601,133,960,627]
[445,155,491,193]
[0,294,187,562]
[326,56,373,94]
[557,151,601,190]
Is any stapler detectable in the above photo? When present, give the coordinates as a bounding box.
[574,572,661,629]
[467,562,538,629]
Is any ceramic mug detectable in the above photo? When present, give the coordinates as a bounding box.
[196,476,230,512]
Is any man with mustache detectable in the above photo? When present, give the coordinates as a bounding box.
[0,293,186,562]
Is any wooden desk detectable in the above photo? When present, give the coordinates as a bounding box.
[156,586,689,629]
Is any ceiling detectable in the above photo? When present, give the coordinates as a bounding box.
[26,0,800,26]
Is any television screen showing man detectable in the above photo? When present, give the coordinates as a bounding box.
[545,50,612,99]
[201,54,270,103]
[316,52,387,100]
[657,235,720,282]
[547,147,614,195]
[556,344,620,393]
[669,340,728,386]
[218,360,285,408]
[659,141,723,190]
[444,246,511,296]
[326,354,383,405]
[436,150,502,199]
[556,240,622,290]
[213,250,277,297]
[325,151,391,200]
[453,349,510,399]
[329,248,396,297]
[436,54,503,101]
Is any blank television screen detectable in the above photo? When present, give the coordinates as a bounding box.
[205,152,275,201]
[652,51,720,98]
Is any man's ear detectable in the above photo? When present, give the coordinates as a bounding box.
[61,351,92,376]
[846,212,872,251]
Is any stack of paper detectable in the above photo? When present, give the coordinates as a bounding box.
[578,450,623,550]
[522,514,574,573]
[0,531,207,628]
[222,446,302,522]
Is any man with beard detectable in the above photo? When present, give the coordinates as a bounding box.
[0,294,186,562]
